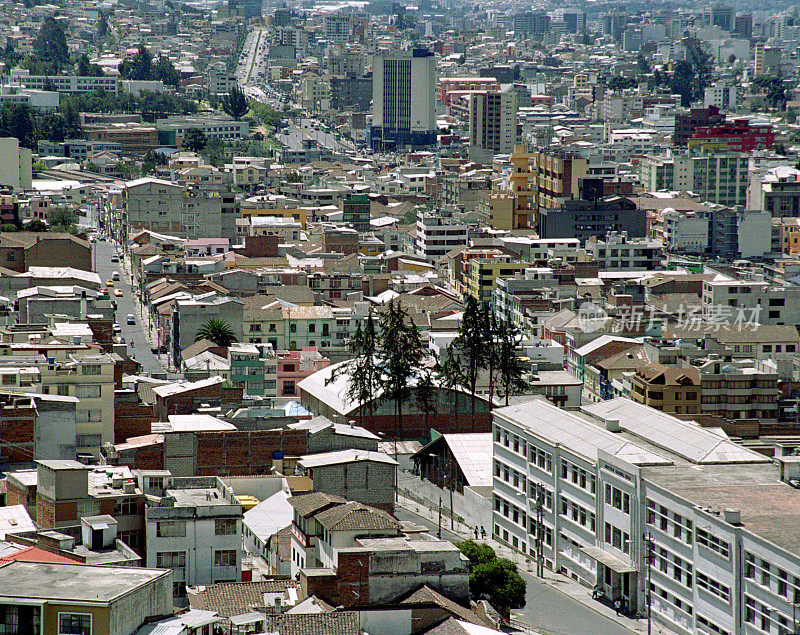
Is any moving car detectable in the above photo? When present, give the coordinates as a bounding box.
[106,279,114,287]
[126,314,135,325]
[111,271,120,281]
[110,256,119,263]
[114,288,123,297]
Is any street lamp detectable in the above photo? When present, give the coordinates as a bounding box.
[429,452,454,531]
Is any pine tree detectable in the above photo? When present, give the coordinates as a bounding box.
[497,320,527,406]
[222,87,249,120]
[378,300,424,442]
[452,295,489,428]
[325,309,380,427]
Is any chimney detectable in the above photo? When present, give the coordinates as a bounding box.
[722,508,741,525]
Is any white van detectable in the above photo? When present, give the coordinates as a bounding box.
[111,271,120,281]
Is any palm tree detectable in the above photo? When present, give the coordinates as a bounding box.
[194,318,237,347]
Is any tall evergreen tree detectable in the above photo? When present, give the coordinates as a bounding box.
[497,320,527,406]
[378,300,424,443]
[326,309,380,426]
[33,16,69,72]
[222,87,249,120]
[415,369,437,431]
[451,295,489,428]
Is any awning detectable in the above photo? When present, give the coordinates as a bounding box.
[580,546,637,574]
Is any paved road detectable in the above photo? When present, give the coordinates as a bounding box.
[92,240,164,376]
[394,506,635,635]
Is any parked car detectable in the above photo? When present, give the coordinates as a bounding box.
[126,314,135,325]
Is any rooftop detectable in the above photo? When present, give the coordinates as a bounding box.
[0,561,169,603]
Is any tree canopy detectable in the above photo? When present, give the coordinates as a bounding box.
[456,540,527,615]
[119,45,181,87]
[32,16,69,74]
[222,87,249,120]
[194,319,238,347]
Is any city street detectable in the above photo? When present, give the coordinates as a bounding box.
[92,239,164,376]
[394,505,637,635]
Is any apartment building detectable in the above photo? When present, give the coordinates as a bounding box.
[124,178,230,239]
[748,166,800,217]
[588,232,663,271]
[701,274,800,325]
[143,474,243,599]
[228,343,277,398]
[690,357,778,423]
[416,212,469,259]
[492,396,800,635]
[468,86,517,160]
[156,115,249,143]
[629,362,701,416]
[466,257,530,303]
[9,72,120,94]
[0,351,116,456]
[0,136,32,190]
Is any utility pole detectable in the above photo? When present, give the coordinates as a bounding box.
[644,531,654,635]
[437,495,442,539]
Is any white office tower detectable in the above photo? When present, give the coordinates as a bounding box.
[370,48,436,151]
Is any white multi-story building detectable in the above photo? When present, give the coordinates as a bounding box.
[370,48,437,150]
[662,210,710,253]
[493,397,800,635]
[701,273,800,325]
[142,473,243,599]
[415,212,469,259]
[9,71,120,94]
[703,83,738,110]
[588,232,664,271]
[468,86,518,159]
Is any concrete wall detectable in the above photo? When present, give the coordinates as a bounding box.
[309,460,396,512]
[397,470,492,536]
[109,570,173,634]
[35,398,77,460]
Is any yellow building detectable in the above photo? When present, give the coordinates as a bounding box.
[240,195,308,228]
[629,363,701,417]
[359,234,386,256]
[509,145,533,229]
[480,191,518,231]
[466,257,529,302]
[779,218,800,255]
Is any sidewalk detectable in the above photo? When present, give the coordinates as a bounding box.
[397,494,676,635]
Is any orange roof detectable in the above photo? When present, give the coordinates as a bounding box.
[0,546,79,565]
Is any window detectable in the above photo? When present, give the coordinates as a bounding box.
[57,385,70,396]
[81,364,101,375]
[282,380,295,395]
[696,529,730,559]
[157,521,186,537]
[697,572,730,603]
[214,549,236,566]
[114,497,137,516]
[76,384,101,399]
[59,613,91,635]
[157,551,186,574]
[215,519,237,535]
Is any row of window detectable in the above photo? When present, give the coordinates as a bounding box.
[646,500,694,545]
[655,546,693,589]
[156,518,237,538]
[696,571,730,603]
[745,595,791,634]
[560,459,596,494]
[745,553,800,602]
[560,497,596,532]
[156,549,237,570]
[604,522,630,554]
[696,527,730,559]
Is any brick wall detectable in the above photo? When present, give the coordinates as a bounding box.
[194,429,307,476]
[301,550,370,606]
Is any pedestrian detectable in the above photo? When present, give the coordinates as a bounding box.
[614,598,621,615]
